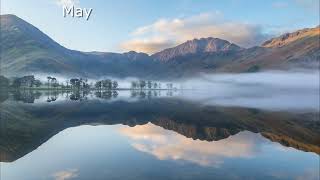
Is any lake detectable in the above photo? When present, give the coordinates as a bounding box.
[0,89,319,180]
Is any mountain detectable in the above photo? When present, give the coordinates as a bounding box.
[0,14,319,79]
[152,37,243,62]
[216,26,320,72]
[0,14,158,78]
[262,27,319,48]
[1,14,80,75]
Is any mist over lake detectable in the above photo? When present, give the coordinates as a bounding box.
[177,70,320,111]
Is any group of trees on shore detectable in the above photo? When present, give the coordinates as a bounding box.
[95,79,118,90]
[0,75,176,90]
[11,75,42,88]
[131,80,173,90]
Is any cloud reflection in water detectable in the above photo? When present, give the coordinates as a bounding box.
[120,123,263,167]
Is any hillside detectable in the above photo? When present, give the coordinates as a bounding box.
[217,26,320,72]
[0,15,158,78]
[262,27,319,48]
[0,14,319,79]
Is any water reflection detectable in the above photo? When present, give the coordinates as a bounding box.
[0,90,319,180]
[1,125,318,180]
[2,89,177,103]
[121,123,259,167]
[1,87,319,112]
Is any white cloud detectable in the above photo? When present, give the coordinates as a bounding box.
[55,0,79,7]
[121,37,176,55]
[53,169,78,180]
[120,12,271,54]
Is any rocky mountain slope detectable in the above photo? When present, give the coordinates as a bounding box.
[262,27,319,48]
[152,37,243,62]
[217,26,320,72]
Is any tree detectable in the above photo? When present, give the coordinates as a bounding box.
[153,82,158,89]
[70,78,80,89]
[21,75,35,87]
[79,78,89,89]
[112,81,118,89]
[95,81,102,90]
[147,81,152,89]
[12,76,35,88]
[47,76,52,88]
[131,81,137,89]
[34,80,42,87]
[83,79,89,89]
[139,80,146,89]
[79,78,83,88]
[51,77,58,88]
[102,79,112,89]
[12,78,22,88]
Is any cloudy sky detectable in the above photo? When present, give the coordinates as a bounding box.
[1,0,319,54]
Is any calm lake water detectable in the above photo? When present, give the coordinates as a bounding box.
[0,90,319,180]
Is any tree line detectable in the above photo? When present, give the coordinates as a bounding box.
[1,75,176,90]
[131,80,173,90]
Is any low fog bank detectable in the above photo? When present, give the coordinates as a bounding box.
[32,70,319,112]
[180,70,319,90]
[177,70,319,112]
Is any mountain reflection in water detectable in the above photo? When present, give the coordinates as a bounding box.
[120,123,259,167]
[0,90,319,180]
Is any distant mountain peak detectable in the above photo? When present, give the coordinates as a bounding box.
[1,14,36,31]
[1,14,20,21]
[123,51,150,61]
[262,27,320,48]
[1,14,63,51]
[152,37,243,62]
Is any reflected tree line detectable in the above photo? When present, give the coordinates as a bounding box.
[7,89,175,103]
[0,75,178,103]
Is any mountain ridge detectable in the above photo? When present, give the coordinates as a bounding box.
[1,14,319,79]
[152,37,243,62]
[262,27,320,48]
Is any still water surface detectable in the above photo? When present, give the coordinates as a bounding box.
[0,90,319,180]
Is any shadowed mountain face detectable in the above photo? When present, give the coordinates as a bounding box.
[1,91,319,162]
[0,15,160,78]
[1,14,319,79]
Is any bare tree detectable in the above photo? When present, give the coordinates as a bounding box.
[112,81,118,89]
